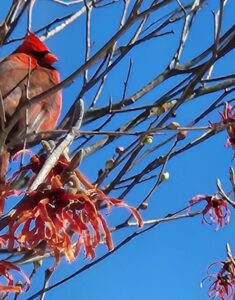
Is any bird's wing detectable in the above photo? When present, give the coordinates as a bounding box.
[0,58,28,117]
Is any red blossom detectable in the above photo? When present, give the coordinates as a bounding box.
[189,194,230,230]
[211,103,235,148]
[0,185,19,214]
[11,150,68,185]
[203,260,235,300]
[220,103,235,148]
[1,152,143,267]
[0,260,30,300]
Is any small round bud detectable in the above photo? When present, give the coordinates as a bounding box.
[143,135,153,144]
[161,172,170,181]
[140,202,148,210]
[115,146,125,154]
[176,130,187,140]
[166,122,180,129]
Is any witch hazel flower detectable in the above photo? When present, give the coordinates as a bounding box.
[202,259,235,300]
[210,103,235,149]
[189,194,230,230]
[0,151,143,267]
[0,260,30,300]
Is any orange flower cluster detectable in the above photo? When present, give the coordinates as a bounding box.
[0,260,29,300]
[1,151,143,267]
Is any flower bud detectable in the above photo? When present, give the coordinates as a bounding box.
[176,130,187,140]
[167,99,177,109]
[161,172,170,181]
[105,159,114,170]
[142,135,153,144]
[151,104,168,116]
[115,146,125,154]
[166,122,180,129]
[140,202,148,210]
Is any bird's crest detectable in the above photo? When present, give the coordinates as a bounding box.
[14,32,58,65]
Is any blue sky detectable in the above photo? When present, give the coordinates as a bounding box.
[1,0,235,299]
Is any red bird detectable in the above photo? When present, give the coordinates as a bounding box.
[0,32,62,182]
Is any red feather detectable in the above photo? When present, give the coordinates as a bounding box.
[0,33,62,183]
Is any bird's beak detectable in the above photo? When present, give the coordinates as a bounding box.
[43,52,58,65]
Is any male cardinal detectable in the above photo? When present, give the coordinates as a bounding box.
[0,32,62,182]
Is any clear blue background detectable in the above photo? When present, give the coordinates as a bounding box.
[1,1,235,299]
